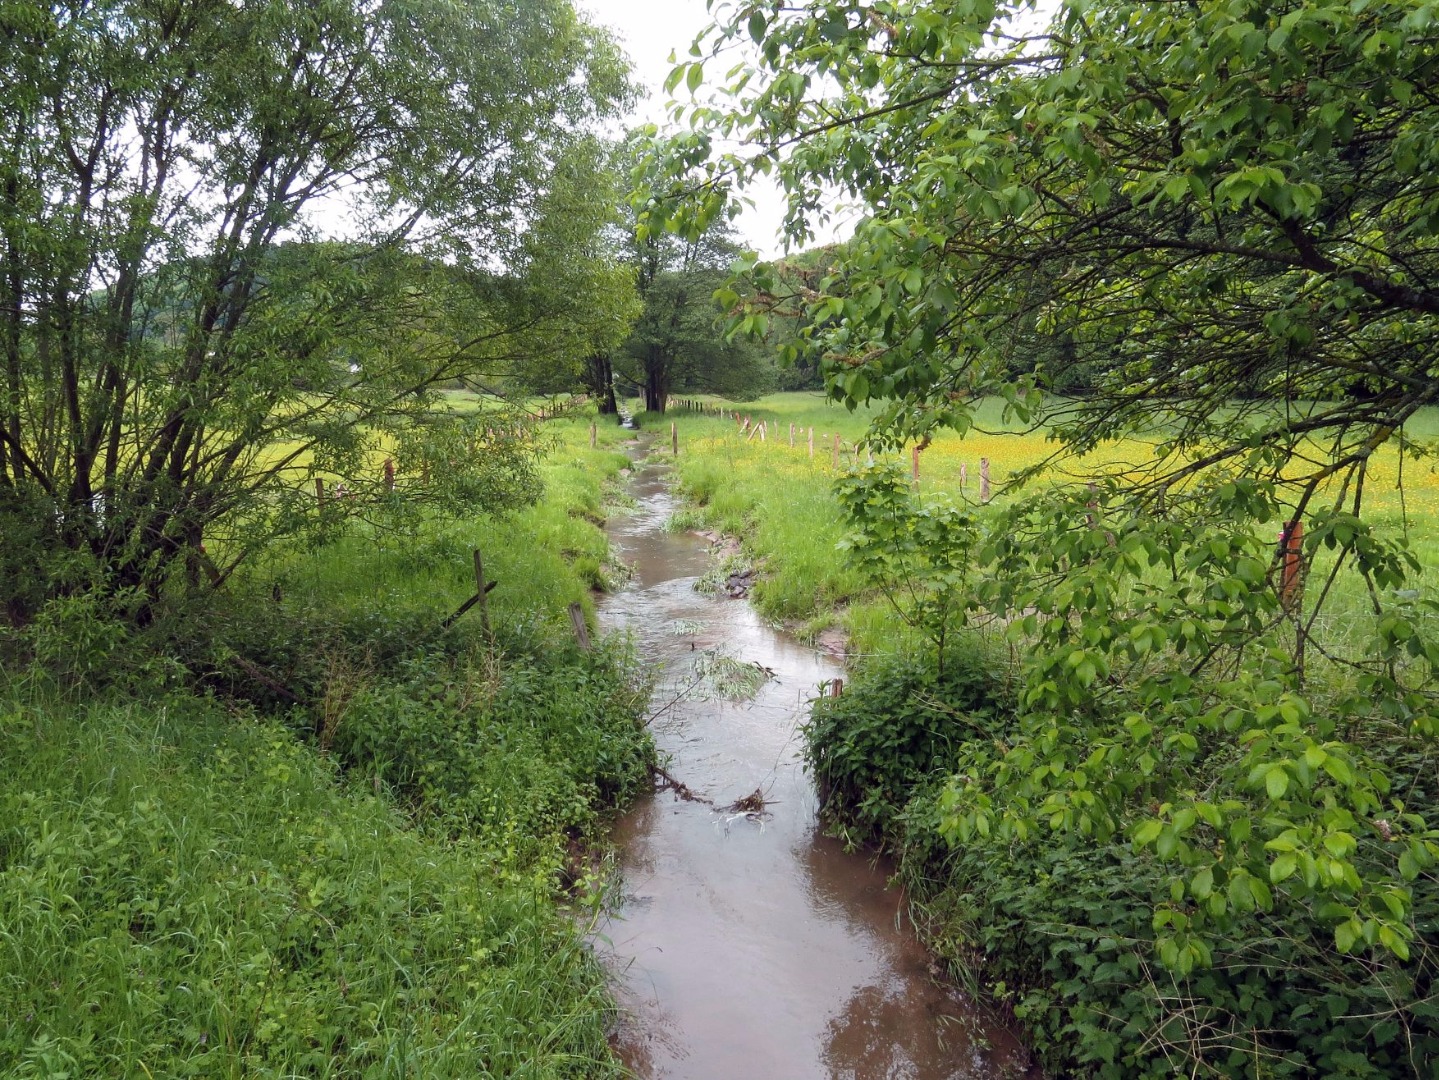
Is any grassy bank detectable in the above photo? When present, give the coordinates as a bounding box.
[651,392,1439,657]
[0,415,652,1077]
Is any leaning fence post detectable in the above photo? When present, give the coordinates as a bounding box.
[568,602,592,651]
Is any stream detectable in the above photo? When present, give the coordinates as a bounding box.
[596,444,1034,1079]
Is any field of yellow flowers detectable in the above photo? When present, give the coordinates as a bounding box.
[657,392,1439,657]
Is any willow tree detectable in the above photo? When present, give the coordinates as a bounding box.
[644,0,1439,1063]
[0,0,632,612]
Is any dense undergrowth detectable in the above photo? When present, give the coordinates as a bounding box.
[806,651,1439,1078]
[0,416,653,1077]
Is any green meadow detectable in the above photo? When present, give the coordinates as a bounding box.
[0,417,653,1078]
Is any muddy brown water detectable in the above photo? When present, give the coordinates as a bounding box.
[597,447,1034,1079]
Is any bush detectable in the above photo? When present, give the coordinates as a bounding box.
[335,642,654,862]
[804,648,1011,843]
[805,642,1439,1078]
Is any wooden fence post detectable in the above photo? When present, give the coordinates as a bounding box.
[1280,520,1305,611]
[959,462,967,492]
[473,549,492,637]
[383,458,395,492]
[808,427,814,457]
[590,422,597,449]
[315,477,325,506]
[829,678,844,697]
[790,422,795,448]
[979,457,991,503]
[671,421,678,456]
[911,445,920,483]
[568,602,592,650]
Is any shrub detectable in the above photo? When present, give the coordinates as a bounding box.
[805,643,1439,1078]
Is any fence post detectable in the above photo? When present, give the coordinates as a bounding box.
[1280,520,1305,611]
[980,457,991,503]
[790,422,795,448]
[568,602,592,650]
[959,462,967,492]
[383,458,395,492]
[808,427,814,458]
[671,421,678,456]
[590,422,597,449]
[911,445,920,484]
[315,477,325,506]
[473,549,492,637]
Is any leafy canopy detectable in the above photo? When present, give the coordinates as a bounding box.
[645,0,1439,976]
[0,0,634,603]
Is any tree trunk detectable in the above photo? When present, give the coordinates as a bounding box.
[644,347,667,413]
[600,356,617,415]
[585,353,619,414]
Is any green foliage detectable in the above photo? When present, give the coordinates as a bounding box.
[336,643,653,860]
[0,412,653,1078]
[836,462,977,669]
[0,0,635,600]
[807,650,1439,1078]
[644,2,1439,1069]
[0,694,626,1078]
[805,649,1010,843]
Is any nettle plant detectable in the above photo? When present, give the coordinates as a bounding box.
[835,462,977,673]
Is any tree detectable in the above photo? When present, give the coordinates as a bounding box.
[615,221,771,412]
[646,0,1439,1028]
[0,0,631,611]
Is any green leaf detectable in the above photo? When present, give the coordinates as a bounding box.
[1133,819,1163,847]
[1266,766,1290,800]
[1270,853,1298,883]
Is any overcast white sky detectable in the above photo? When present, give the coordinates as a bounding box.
[575,0,856,258]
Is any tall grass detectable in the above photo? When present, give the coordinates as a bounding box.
[0,693,626,1078]
[0,413,649,1077]
[650,392,1439,662]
